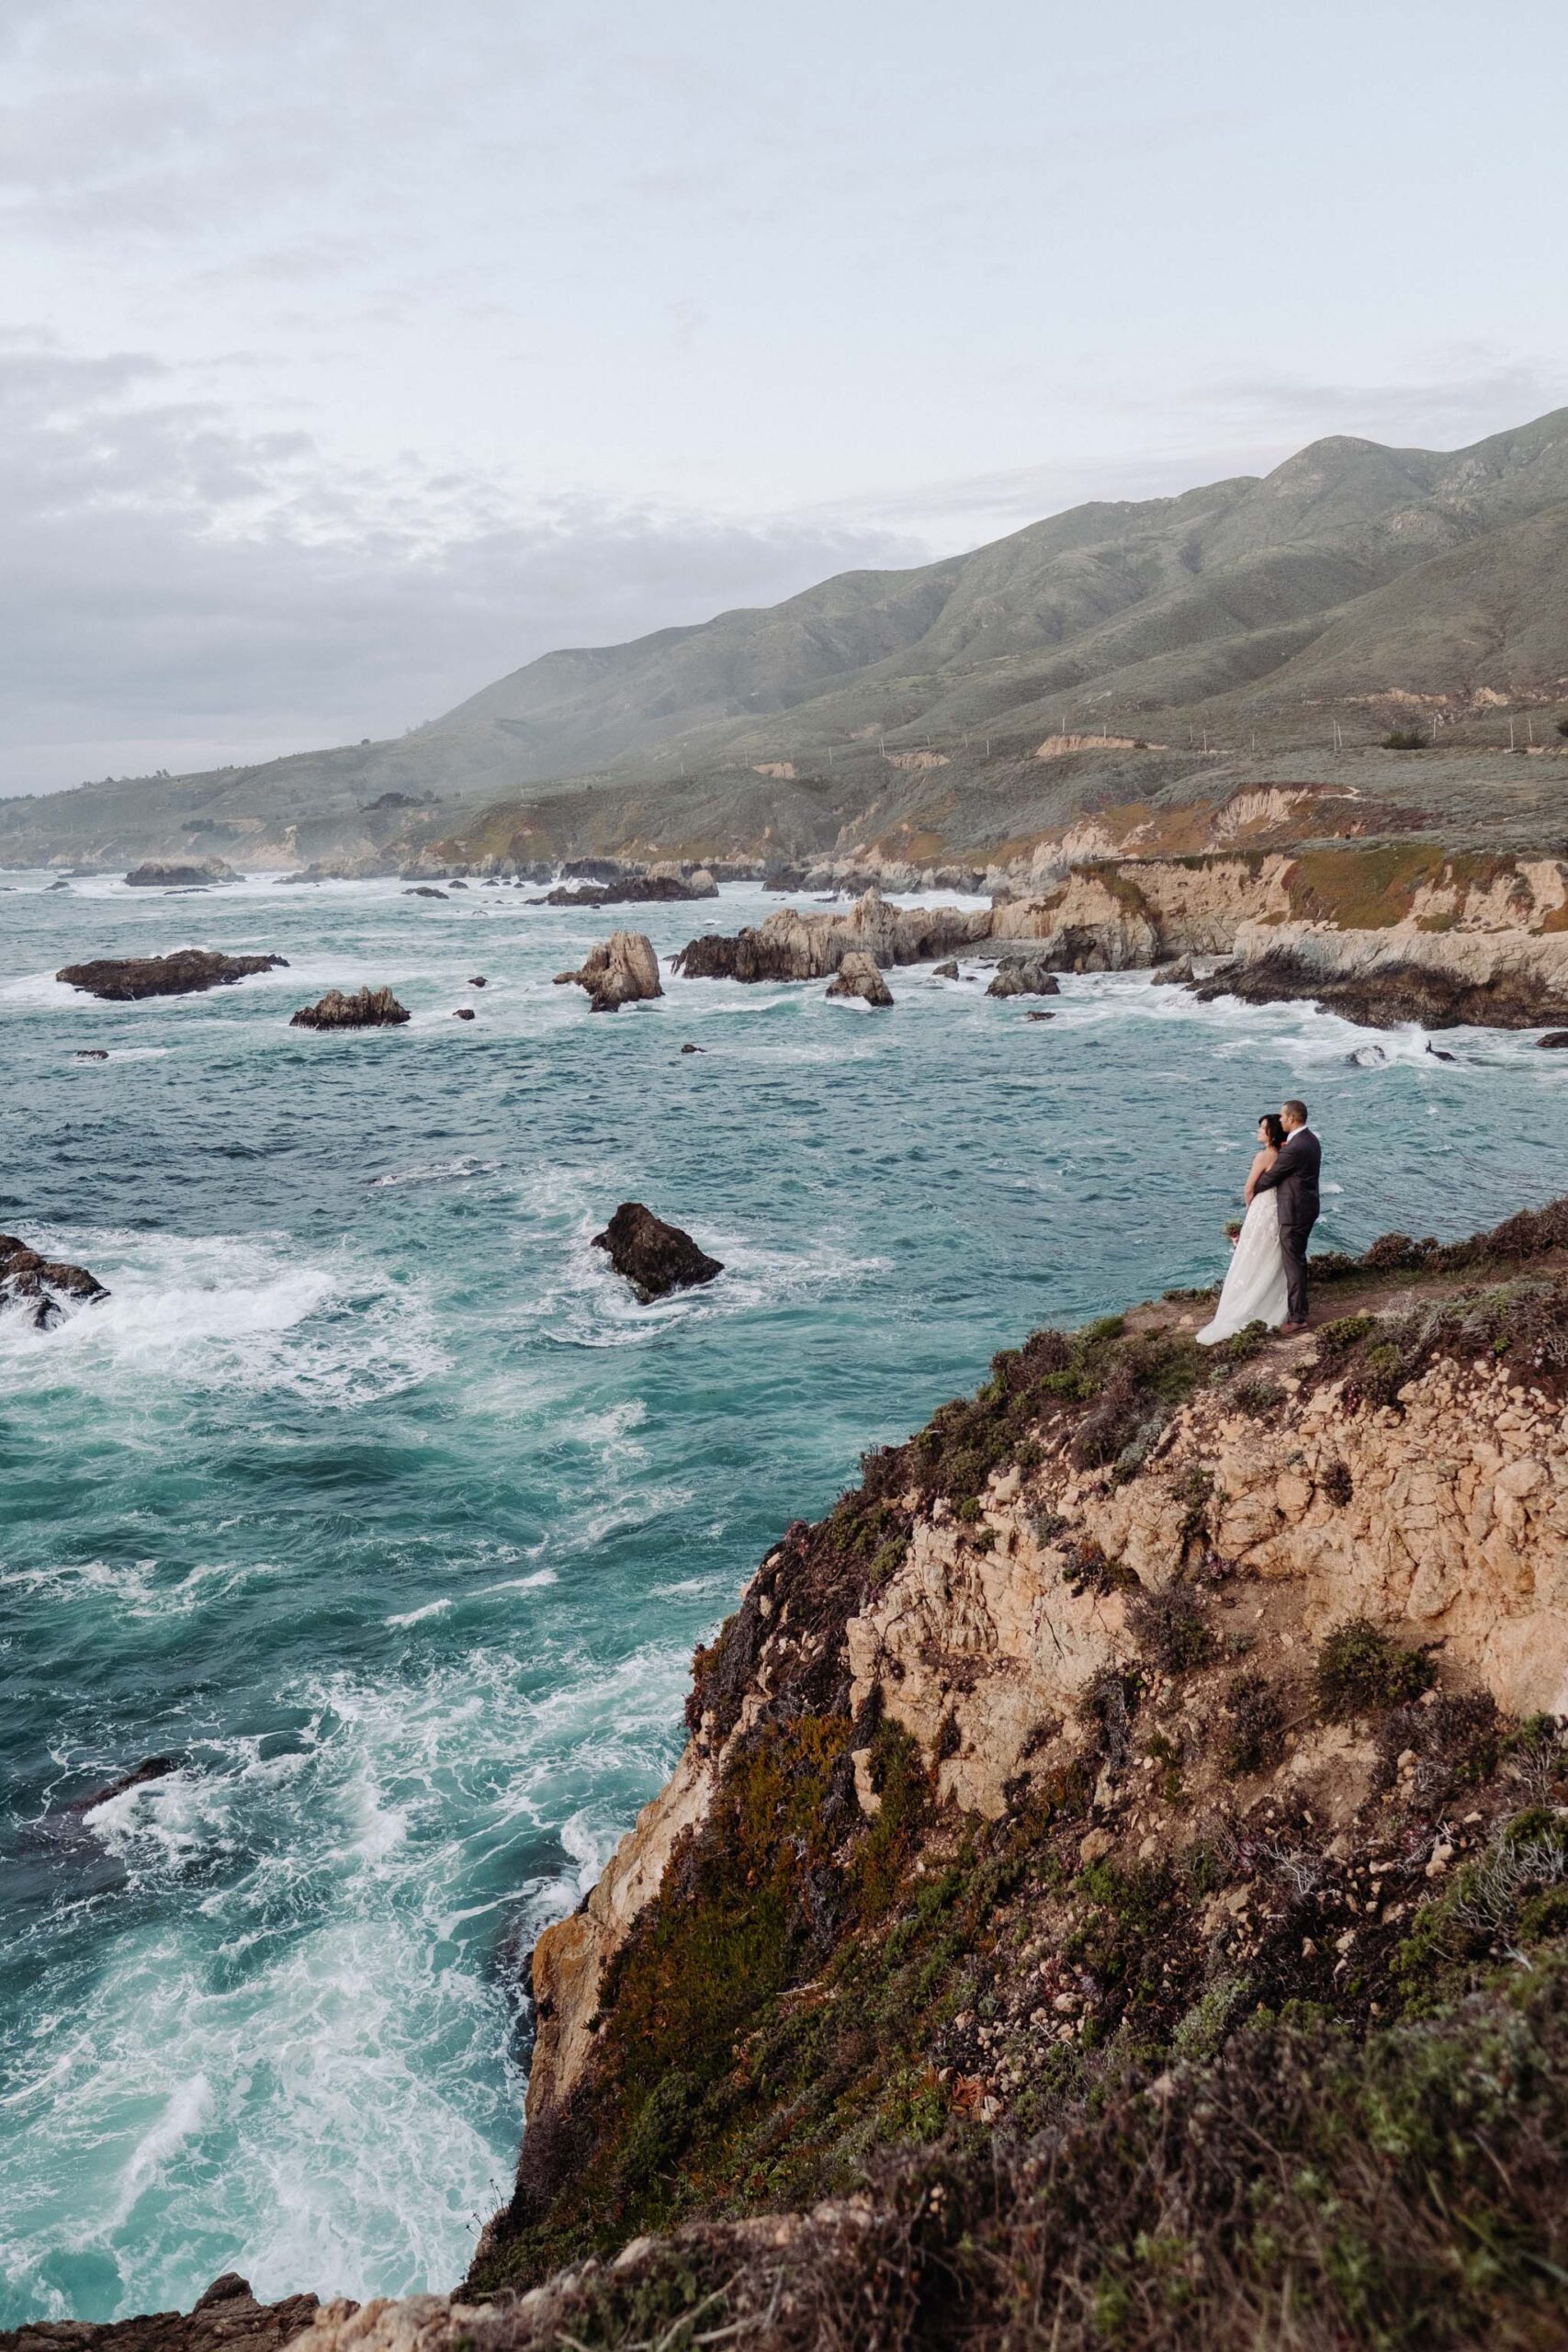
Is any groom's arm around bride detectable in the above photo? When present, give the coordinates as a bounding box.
[1250,1098,1322,1329]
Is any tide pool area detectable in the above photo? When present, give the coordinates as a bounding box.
[2,873,1564,2324]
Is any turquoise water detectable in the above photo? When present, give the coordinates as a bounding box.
[2,872,1564,2325]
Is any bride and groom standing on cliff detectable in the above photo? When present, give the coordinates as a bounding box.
[1197,1100,1322,1345]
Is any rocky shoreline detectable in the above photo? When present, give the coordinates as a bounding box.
[28,1196,1568,2351]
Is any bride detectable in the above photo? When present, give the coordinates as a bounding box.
[1197,1114,1291,1345]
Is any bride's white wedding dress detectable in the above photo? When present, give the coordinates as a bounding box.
[1196,1186,1290,1345]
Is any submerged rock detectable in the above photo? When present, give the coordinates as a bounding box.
[591,1202,723,1302]
[1347,1043,1389,1068]
[1025,1008,1056,1022]
[288,986,411,1030]
[56,949,288,1001]
[404,885,448,899]
[73,1047,109,1060]
[987,958,1062,1000]
[825,950,894,1007]
[0,1233,108,1329]
[62,1755,183,1815]
[468,976,488,988]
[453,1007,476,1020]
[554,931,662,1012]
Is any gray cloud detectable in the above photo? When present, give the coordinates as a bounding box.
[0,338,920,792]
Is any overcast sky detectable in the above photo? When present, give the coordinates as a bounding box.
[3,0,1566,794]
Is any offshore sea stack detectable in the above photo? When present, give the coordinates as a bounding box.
[288,986,411,1029]
[56,950,288,1001]
[671,887,988,983]
[591,1203,723,1301]
[553,931,662,1012]
[825,950,893,1006]
[0,1233,108,1329]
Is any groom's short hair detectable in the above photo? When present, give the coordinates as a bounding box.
[1281,1099,1308,1126]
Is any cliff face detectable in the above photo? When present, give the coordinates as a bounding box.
[431,1195,1568,2352]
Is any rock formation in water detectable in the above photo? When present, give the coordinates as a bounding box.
[824,950,893,1006]
[0,1234,108,1329]
[123,859,236,888]
[533,869,716,907]
[56,951,288,1001]
[0,2268,325,2351]
[671,888,987,983]
[932,958,960,978]
[986,956,1061,1000]
[553,931,662,1012]
[1196,948,1568,1031]
[590,1203,723,1301]
[288,987,411,1030]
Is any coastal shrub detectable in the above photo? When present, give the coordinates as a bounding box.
[1222,1671,1285,1776]
[1078,1664,1141,1768]
[1320,1457,1354,1506]
[1231,1374,1284,1419]
[1128,1584,1215,1676]
[1314,1618,1436,1720]
[1382,726,1426,750]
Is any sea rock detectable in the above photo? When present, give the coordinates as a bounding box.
[1025,1009,1056,1022]
[1347,1044,1388,1068]
[62,1755,183,1814]
[0,1233,108,1329]
[123,859,234,888]
[289,987,411,1030]
[405,886,448,899]
[454,1008,476,1020]
[534,870,716,908]
[56,950,288,1001]
[468,976,488,988]
[1,2268,331,2350]
[1152,955,1196,986]
[933,959,960,979]
[681,1043,705,1054]
[591,1202,723,1301]
[1196,947,1568,1032]
[1426,1043,1458,1062]
[554,931,662,1012]
[825,950,893,1007]
[73,1048,108,1060]
[1540,1031,1568,1049]
[672,887,987,983]
[987,958,1062,999]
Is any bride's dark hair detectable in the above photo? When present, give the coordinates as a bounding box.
[1259,1113,1286,1148]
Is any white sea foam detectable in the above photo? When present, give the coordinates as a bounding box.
[384,1597,455,1628]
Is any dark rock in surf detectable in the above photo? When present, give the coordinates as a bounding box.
[57,950,288,1001]
[1025,1009,1056,1022]
[1194,947,1568,1031]
[0,1233,109,1329]
[289,986,411,1030]
[124,859,235,888]
[1540,1031,1568,1049]
[932,959,960,978]
[680,1043,705,1054]
[405,886,448,899]
[73,1048,109,1060]
[454,1007,476,1020]
[987,958,1061,1000]
[1152,955,1196,986]
[468,976,488,988]
[9,2268,330,2350]
[1347,1044,1388,1068]
[591,1203,723,1303]
[1426,1044,1458,1062]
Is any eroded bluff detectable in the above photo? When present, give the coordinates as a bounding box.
[452,1193,1568,2348]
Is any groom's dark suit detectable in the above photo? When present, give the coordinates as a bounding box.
[1251,1125,1321,1323]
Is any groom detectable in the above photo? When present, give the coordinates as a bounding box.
[1250,1098,1321,1330]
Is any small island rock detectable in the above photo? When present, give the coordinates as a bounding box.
[289,986,411,1030]
[591,1202,723,1302]
[555,931,662,1012]
[987,958,1062,1000]
[57,950,288,1001]
[124,858,235,888]
[932,958,960,979]
[825,950,894,1007]
[1540,1031,1568,1049]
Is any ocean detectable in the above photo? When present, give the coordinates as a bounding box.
[2,871,1563,2324]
